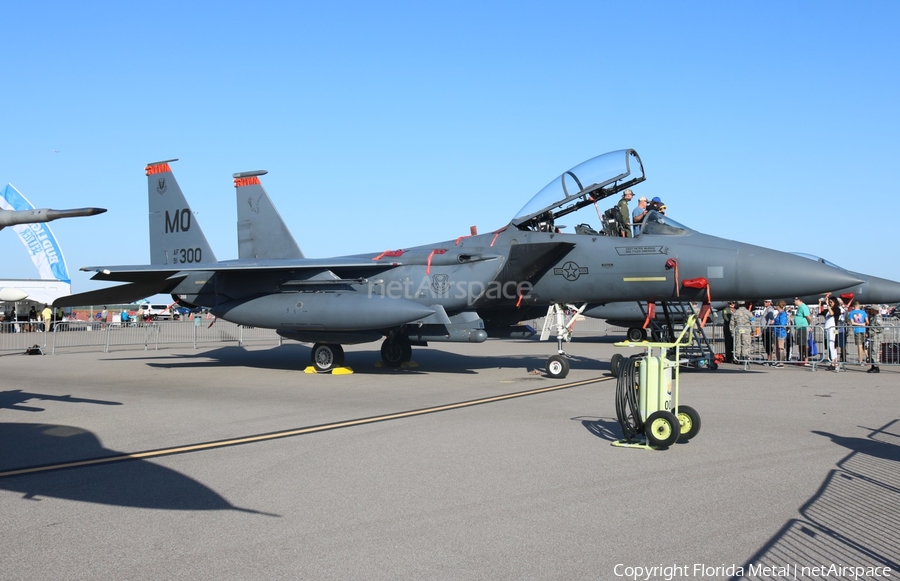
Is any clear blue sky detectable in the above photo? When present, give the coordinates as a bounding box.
[2,1,898,299]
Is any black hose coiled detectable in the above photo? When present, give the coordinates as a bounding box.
[615,356,643,441]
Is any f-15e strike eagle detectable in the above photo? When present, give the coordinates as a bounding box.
[55,150,860,376]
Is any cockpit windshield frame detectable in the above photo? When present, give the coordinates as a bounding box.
[638,211,692,236]
[791,253,847,271]
[512,149,645,230]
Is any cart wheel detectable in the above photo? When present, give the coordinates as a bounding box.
[610,353,623,377]
[546,355,570,379]
[644,410,680,448]
[675,405,701,441]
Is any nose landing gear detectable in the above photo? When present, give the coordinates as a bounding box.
[539,303,588,379]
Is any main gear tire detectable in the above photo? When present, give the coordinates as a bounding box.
[311,343,345,372]
[381,338,412,367]
[627,327,647,342]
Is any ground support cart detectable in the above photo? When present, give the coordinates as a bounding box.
[610,314,701,450]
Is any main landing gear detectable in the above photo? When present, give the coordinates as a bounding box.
[309,335,414,373]
[310,342,345,372]
[540,303,588,379]
[380,335,412,367]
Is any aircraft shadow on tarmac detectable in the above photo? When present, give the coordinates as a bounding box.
[731,420,900,578]
[0,390,122,413]
[134,343,612,375]
[0,423,277,516]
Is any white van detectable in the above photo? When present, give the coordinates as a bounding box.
[137,304,179,320]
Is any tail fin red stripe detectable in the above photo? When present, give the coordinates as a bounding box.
[145,163,171,176]
[234,176,261,188]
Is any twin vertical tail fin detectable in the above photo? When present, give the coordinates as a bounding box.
[144,160,300,265]
[146,159,217,265]
[234,170,304,260]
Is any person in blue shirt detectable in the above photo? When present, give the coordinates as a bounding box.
[773,300,788,367]
[847,300,868,364]
[632,196,649,235]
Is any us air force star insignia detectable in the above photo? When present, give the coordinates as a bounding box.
[554,261,588,281]
[431,274,450,295]
[156,177,167,195]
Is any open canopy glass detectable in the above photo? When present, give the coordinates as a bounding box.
[512,149,645,229]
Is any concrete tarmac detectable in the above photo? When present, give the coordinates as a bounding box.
[1,336,898,580]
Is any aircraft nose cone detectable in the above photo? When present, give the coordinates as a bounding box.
[738,248,863,299]
[857,274,900,304]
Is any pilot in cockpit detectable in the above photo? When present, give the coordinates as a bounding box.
[536,211,555,232]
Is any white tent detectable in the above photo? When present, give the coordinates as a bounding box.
[0,279,71,306]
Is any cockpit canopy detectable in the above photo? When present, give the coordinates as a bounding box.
[640,211,691,236]
[512,149,645,230]
[791,253,847,271]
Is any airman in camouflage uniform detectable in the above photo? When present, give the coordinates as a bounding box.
[866,307,883,373]
[616,189,634,238]
[730,301,754,362]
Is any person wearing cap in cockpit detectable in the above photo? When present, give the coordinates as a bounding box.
[632,196,649,236]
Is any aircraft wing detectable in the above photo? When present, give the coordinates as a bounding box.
[82,257,407,282]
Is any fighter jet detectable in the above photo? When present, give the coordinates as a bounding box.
[0,207,107,230]
[54,151,861,376]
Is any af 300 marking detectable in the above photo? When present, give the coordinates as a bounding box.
[170,247,203,264]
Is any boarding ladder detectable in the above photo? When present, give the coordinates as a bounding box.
[639,301,717,369]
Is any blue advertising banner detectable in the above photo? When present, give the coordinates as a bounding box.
[0,184,71,284]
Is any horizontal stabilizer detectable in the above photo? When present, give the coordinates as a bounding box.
[53,277,186,308]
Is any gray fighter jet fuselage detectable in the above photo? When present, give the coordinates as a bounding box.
[583,252,900,342]
[56,150,861,373]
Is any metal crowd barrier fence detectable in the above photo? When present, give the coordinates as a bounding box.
[524,316,730,356]
[5,315,896,366]
[0,319,282,355]
[731,321,900,370]
[0,321,54,353]
[524,315,900,370]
